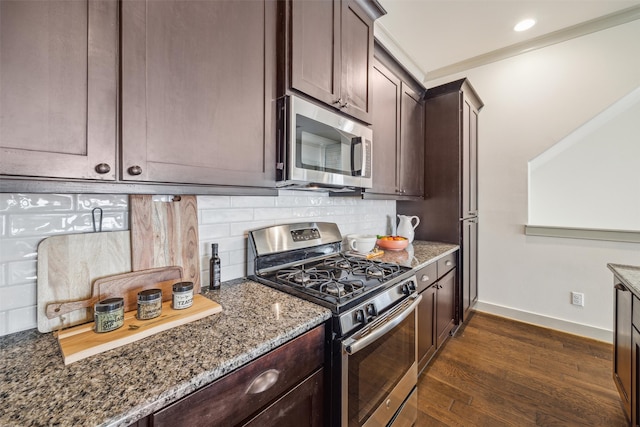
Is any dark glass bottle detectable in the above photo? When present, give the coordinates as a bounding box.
[209,243,221,290]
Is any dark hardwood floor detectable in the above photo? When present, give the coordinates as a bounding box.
[417,311,628,426]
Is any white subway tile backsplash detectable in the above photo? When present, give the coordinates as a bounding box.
[7,260,37,286]
[0,283,37,311]
[77,194,129,211]
[197,196,232,210]
[0,192,394,337]
[0,312,6,336]
[0,237,39,262]
[6,306,37,335]
[199,223,231,240]
[200,208,254,224]
[253,207,294,220]
[231,196,275,208]
[0,194,75,212]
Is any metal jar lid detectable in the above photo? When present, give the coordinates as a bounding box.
[172,281,194,293]
[138,288,162,301]
[95,297,124,312]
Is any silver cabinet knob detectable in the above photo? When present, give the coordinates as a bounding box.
[94,163,111,174]
[128,165,143,176]
[421,275,430,282]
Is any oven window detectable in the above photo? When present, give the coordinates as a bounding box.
[348,311,415,426]
[296,115,361,176]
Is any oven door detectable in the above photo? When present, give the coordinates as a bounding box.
[341,294,421,427]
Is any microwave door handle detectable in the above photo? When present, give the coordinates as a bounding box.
[343,294,421,355]
[350,137,362,176]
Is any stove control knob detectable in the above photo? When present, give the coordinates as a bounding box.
[354,309,365,324]
[408,282,416,292]
[400,284,410,295]
[366,303,377,317]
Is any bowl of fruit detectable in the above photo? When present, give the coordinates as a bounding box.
[376,235,409,251]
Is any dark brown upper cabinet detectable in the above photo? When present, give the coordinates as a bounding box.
[0,0,118,181]
[121,0,277,187]
[367,46,425,200]
[285,0,385,124]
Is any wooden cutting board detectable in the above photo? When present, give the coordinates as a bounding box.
[57,295,222,365]
[45,266,183,320]
[130,195,201,292]
[37,231,132,333]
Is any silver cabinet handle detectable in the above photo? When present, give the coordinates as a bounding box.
[615,283,627,291]
[94,163,111,174]
[246,369,280,394]
[128,165,143,176]
[445,260,452,266]
[344,294,422,355]
[421,275,430,282]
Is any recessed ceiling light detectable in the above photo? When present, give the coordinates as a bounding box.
[514,18,536,32]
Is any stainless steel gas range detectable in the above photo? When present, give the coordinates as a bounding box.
[248,222,420,427]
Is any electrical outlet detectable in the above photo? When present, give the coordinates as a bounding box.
[571,292,585,307]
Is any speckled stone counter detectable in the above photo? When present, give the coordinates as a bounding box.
[609,264,640,295]
[376,240,459,269]
[0,280,331,427]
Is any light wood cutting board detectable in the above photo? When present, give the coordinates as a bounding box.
[57,295,222,365]
[130,195,201,292]
[37,231,132,333]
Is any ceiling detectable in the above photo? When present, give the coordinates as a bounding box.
[375,0,640,83]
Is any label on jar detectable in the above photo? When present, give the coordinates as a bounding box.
[95,308,124,333]
[173,291,193,310]
[137,299,162,320]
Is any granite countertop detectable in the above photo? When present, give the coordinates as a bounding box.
[608,264,640,295]
[376,240,459,269]
[0,280,331,427]
[0,241,458,426]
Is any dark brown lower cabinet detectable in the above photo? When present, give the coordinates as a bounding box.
[614,282,632,421]
[146,324,325,427]
[244,369,324,427]
[633,325,640,427]
[416,252,458,374]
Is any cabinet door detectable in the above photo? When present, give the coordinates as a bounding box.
[462,219,478,322]
[243,369,324,427]
[370,61,400,195]
[614,282,632,419]
[121,0,276,186]
[0,0,117,180]
[418,285,437,373]
[436,269,456,348]
[633,325,640,427]
[290,0,341,107]
[462,98,479,217]
[398,83,425,197]
[340,0,373,123]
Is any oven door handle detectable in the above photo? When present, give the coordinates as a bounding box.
[343,294,422,355]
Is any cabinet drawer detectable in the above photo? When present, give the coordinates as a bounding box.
[633,294,640,329]
[153,324,325,427]
[416,262,438,293]
[438,253,457,276]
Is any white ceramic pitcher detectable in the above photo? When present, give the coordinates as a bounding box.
[397,215,420,242]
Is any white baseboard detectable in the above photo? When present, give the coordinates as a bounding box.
[474,301,613,344]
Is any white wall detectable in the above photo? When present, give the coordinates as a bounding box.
[0,191,395,336]
[427,19,640,341]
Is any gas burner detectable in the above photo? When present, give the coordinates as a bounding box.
[323,256,353,270]
[324,282,345,296]
[276,268,332,287]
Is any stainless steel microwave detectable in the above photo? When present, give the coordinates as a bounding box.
[276,95,373,191]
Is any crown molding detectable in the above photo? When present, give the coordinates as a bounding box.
[425,5,640,83]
